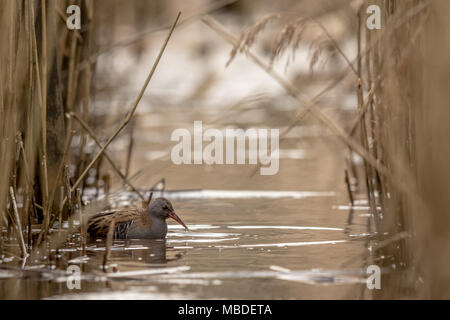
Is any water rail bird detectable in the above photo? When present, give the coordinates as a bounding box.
[87,197,188,239]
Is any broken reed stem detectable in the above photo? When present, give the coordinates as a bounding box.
[144,191,153,208]
[27,198,33,249]
[125,121,135,179]
[63,165,73,230]
[18,139,34,202]
[345,169,354,206]
[68,12,181,201]
[103,219,116,270]
[8,2,15,120]
[69,112,144,200]
[58,186,64,233]
[76,188,86,255]
[18,137,38,248]
[9,187,27,258]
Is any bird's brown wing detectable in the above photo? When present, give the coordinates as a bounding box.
[87,207,148,238]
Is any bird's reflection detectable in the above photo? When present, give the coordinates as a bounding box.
[122,239,185,265]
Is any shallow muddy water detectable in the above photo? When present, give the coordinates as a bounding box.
[0,15,376,299]
[0,188,373,299]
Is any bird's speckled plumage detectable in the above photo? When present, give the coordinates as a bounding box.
[87,197,187,239]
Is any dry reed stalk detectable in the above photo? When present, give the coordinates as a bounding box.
[55,5,82,42]
[0,3,13,255]
[47,129,75,230]
[9,187,27,258]
[125,120,135,180]
[18,137,38,248]
[40,0,50,233]
[25,4,42,222]
[76,188,86,255]
[355,0,450,299]
[103,219,116,270]
[356,10,379,231]
[8,1,15,118]
[69,112,144,200]
[68,11,181,200]
[62,2,83,191]
[103,173,111,196]
[31,195,108,260]
[203,14,429,220]
[30,3,44,111]
[349,87,375,136]
[65,2,81,114]
[60,164,73,232]
[202,15,391,180]
[312,18,358,76]
[344,169,354,206]
[58,186,64,233]
[144,191,153,208]
[77,0,95,193]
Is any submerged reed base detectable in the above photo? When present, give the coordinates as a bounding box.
[360,0,450,298]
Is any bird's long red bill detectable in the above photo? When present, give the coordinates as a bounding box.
[169,212,189,231]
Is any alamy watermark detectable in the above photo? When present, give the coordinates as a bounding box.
[66,5,81,30]
[366,4,381,30]
[66,265,81,290]
[170,121,279,175]
[366,265,381,289]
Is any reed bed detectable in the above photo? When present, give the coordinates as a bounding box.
[0,0,243,265]
[0,0,172,260]
[0,0,99,256]
[360,0,450,299]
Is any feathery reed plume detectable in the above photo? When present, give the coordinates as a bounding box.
[226,14,280,67]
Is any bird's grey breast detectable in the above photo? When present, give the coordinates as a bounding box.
[126,218,167,239]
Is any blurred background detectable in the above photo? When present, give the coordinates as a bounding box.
[1,0,449,299]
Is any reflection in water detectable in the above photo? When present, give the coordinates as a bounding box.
[214,239,347,249]
[228,225,343,231]
[85,189,337,205]
[121,239,168,264]
[0,194,367,299]
[0,195,373,299]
